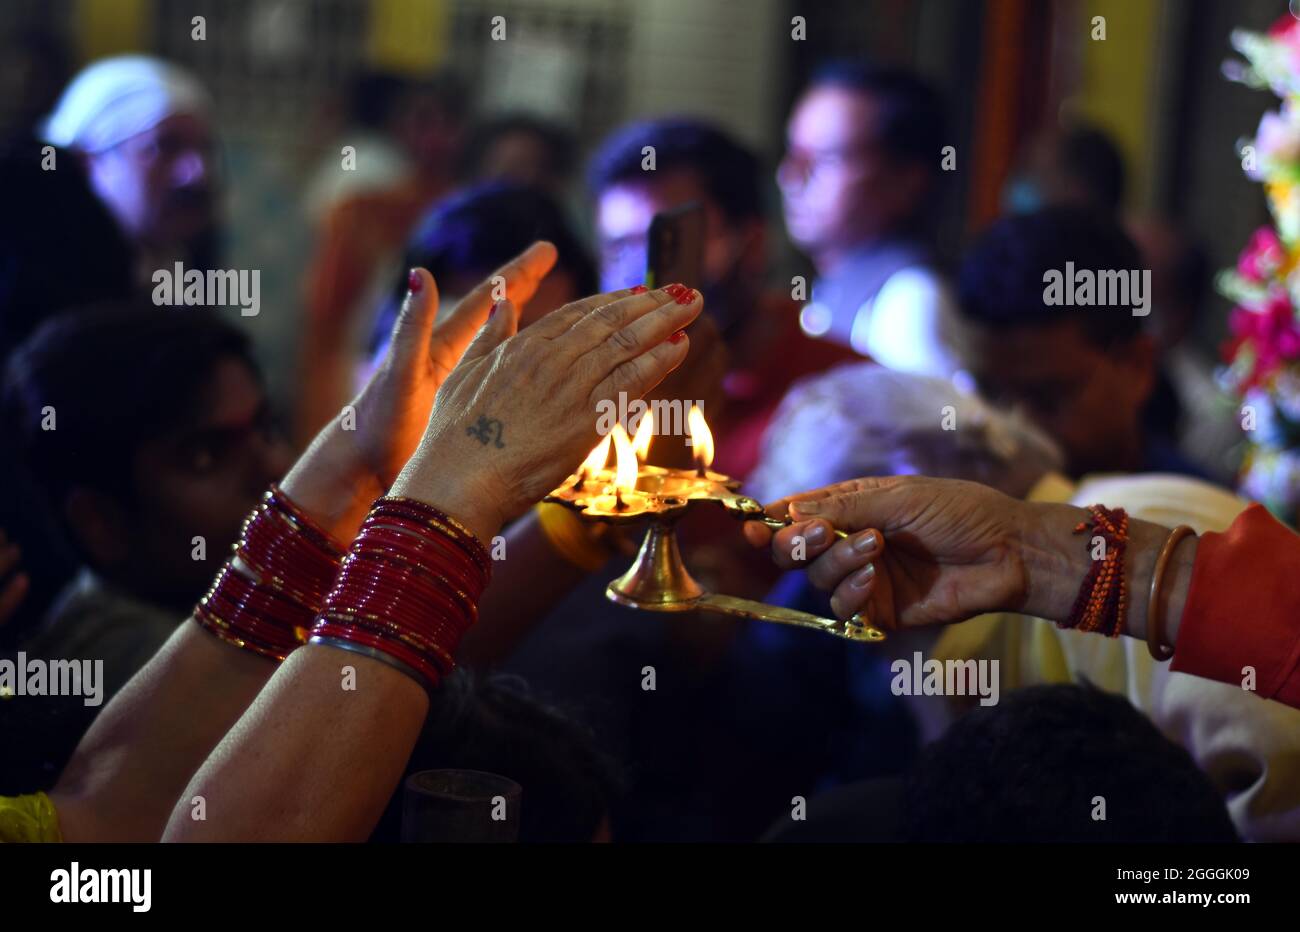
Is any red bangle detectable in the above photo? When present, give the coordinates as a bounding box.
[193,486,343,660]
[309,498,491,689]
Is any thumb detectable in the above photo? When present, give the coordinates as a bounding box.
[461,299,520,363]
[387,268,440,371]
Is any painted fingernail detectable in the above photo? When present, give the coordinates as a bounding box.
[674,287,696,305]
[804,523,827,545]
[791,500,821,515]
[489,301,503,318]
[852,531,877,554]
[631,284,649,294]
[663,283,686,299]
[408,269,422,293]
[851,563,876,589]
[668,329,687,344]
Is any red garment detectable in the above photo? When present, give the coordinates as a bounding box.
[711,293,858,481]
[1172,503,1300,709]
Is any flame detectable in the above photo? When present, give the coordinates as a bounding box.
[631,412,654,461]
[611,421,638,494]
[688,404,714,470]
[579,432,611,476]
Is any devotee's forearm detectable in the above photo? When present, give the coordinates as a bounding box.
[52,423,378,842]
[457,510,587,669]
[162,646,427,842]
[50,623,277,842]
[1017,500,1196,647]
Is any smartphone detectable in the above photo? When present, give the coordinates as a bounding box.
[646,202,705,292]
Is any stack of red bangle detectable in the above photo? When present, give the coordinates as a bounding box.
[309,496,491,690]
[194,485,345,660]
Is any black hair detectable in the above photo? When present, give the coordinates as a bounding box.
[460,112,577,184]
[957,206,1147,346]
[0,137,136,359]
[902,683,1238,842]
[587,117,763,225]
[371,670,623,843]
[345,70,412,130]
[3,303,256,507]
[807,60,947,176]
[370,182,597,355]
[1060,123,1127,212]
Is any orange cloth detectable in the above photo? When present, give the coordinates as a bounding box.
[1173,503,1300,709]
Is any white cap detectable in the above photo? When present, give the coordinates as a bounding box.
[42,55,211,154]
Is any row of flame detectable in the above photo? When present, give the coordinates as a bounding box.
[576,404,716,494]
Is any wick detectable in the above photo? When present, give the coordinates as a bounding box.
[571,470,586,491]
[695,464,706,478]
[614,488,628,512]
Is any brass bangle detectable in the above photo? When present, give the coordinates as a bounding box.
[1146,525,1195,662]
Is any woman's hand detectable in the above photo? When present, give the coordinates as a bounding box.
[391,285,704,543]
[282,242,558,541]
[743,476,1042,630]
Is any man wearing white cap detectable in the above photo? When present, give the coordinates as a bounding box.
[42,55,219,273]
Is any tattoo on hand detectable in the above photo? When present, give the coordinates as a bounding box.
[467,414,506,448]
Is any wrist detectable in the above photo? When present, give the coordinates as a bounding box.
[281,421,385,543]
[1018,501,1093,621]
[386,469,503,549]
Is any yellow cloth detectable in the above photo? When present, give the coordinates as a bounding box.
[935,471,1300,841]
[0,792,62,843]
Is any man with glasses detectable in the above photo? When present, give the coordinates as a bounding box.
[777,62,961,378]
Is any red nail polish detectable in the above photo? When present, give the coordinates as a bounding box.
[663,283,685,298]
[674,287,696,305]
[408,270,422,293]
[668,329,687,344]
[631,284,648,294]
[489,301,501,318]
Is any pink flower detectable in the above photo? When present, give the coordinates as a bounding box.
[1227,291,1300,387]
[1237,225,1287,283]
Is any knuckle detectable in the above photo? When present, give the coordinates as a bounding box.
[609,327,640,353]
[592,302,623,328]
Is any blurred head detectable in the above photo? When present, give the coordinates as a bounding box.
[1003,123,1126,215]
[462,113,577,192]
[956,207,1155,477]
[43,56,218,250]
[778,62,945,265]
[903,684,1238,842]
[392,72,467,179]
[366,183,596,376]
[1126,216,1211,350]
[747,364,1063,505]
[589,117,765,299]
[4,305,292,607]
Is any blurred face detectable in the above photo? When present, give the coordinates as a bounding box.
[478,130,558,190]
[596,169,746,293]
[84,112,218,249]
[955,319,1155,477]
[778,85,924,262]
[122,357,292,602]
